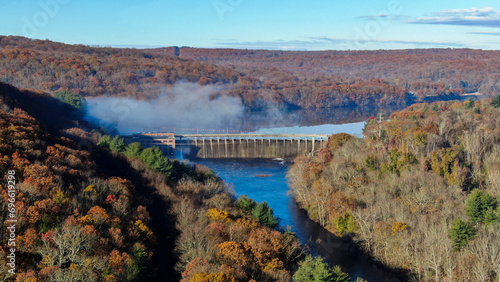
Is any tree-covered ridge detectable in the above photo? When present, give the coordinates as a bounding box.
[97,136,307,281]
[0,105,157,280]
[0,82,354,281]
[1,36,414,111]
[288,97,500,281]
[0,36,240,99]
[171,47,500,98]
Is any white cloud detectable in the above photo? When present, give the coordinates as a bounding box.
[468,30,500,36]
[216,37,465,51]
[358,13,406,21]
[407,7,500,28]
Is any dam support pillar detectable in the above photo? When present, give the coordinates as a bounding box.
[134,133,331,159]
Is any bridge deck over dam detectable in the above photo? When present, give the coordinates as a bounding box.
[122,132,330,159]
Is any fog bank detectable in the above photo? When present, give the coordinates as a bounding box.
[85,82,244,134]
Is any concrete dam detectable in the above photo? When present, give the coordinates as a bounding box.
[122,133,330,159]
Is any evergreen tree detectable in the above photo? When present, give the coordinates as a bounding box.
[492,95,500,108]
[293,255,350,282]
[466,189,498,224]
[331,266,351,282]
[137,146,190,180]
[483,208,499,225]
[97,135,112,148]
[126,243,149,281]
[153,156,174,177]
[54,90,87,110]
[252,202,278,228]
[448,218,476,251]
[236,195,257,214]
[125,142,143,158]
[109,135,127,152]
[169,159,190,181]
[139,147,165,167]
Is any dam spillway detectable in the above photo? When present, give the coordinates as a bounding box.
[122,133,329,159]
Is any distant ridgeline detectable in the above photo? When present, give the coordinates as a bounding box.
[1,36,492,114]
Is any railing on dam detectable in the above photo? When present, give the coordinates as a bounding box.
[122,132,330,159]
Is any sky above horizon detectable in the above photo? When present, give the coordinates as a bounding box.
[1,0,500,50]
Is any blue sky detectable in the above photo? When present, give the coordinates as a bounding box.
[1,0,500,50]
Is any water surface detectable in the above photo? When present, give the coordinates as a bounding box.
[193,122,399,281]
[195,159,398,281]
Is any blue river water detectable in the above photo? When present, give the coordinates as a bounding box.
[193,122,400,282]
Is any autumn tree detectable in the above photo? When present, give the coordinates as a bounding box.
[37,222,98,269]
[288,100,500,280]
[1,82,311,281]
[464,98,474,109]
[327,133,353,152]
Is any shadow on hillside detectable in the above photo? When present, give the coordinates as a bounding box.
[0,82,181,280]
[0,82,83,132]
[89,145,181,280]
[292,205,415,282]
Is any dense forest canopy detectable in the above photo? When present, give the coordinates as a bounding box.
[288,98,500,281]
[1,34,499,281]
[0,82,359,281]
[161,47,500,98]
[0,36,483,113]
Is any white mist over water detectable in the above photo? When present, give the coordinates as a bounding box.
[255,121,366,137]
[85,82,245,134]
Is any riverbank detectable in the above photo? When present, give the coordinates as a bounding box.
[293,202,407,281]
[193,158,401,281]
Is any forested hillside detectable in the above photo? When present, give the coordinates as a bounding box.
[0,82,359,281]
[288,97,500,281]
[1,36,420,111]
[168,47,500,98]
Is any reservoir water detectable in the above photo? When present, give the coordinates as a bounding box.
[193,122,400,282]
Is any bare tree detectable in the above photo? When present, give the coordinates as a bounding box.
[468,226,500,282]
[38,224,96,268]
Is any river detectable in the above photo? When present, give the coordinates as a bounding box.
[192,122,400,282]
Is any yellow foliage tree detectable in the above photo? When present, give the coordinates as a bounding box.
[207,208,231,222]
[391,222,408,235]
[190,272,235,282]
